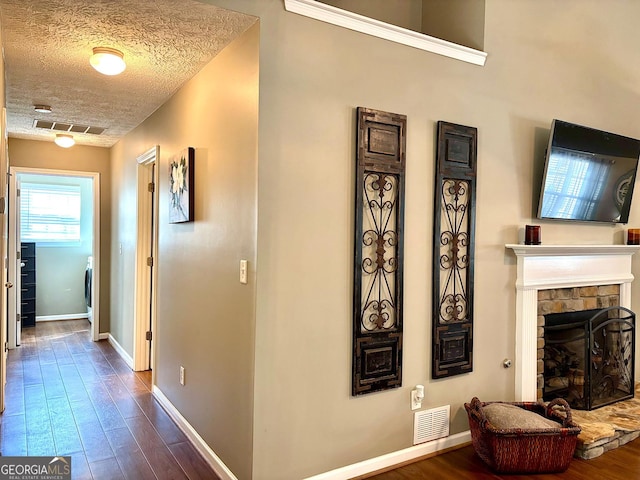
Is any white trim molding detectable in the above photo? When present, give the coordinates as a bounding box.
[506,244,640,401]
[153,386,238,480]
[133,145,160,372]
[284,0,487,66]
[303,431,471,480]
[154,385,469,480]
[7,167,101,346]
[108,334,134,369]
[36,313,89,322]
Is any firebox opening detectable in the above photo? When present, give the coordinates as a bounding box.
[543,306,635,410]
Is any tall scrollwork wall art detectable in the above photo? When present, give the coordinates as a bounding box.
[352,107,406,396]
[432,121,477,379]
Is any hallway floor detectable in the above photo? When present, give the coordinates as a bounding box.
[0,320,220,479]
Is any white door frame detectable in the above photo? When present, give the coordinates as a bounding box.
[8,167,101,344]
[133,146,159,372]
[8,176,21,347]
[0,108,8,412]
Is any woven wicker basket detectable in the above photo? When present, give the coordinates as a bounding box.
[464,397,581,474]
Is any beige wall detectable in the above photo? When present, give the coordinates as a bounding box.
[422,0,485,50]
[109,23,259,480]
[322,0,486,49]
[8,138,111,333]
[321,0,423,32]
[205,1,640,478]
[28,0,638,478]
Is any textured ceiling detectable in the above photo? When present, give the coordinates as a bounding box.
[0,0,257,147]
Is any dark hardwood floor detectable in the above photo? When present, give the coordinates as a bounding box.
[0,320,220,480]
[8,320,640,480]
[366,436,640,479]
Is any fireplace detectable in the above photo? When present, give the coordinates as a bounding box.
[543,306,635,410]
[506,244,640,402]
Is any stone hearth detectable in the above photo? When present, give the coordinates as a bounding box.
[572,383,640,459]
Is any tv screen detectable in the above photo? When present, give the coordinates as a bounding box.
[537,119,640,224]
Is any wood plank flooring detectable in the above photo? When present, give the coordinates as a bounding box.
[0,320,220,480]
[366,436,640,479]
[9,320,640,480]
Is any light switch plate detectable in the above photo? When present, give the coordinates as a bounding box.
[240,259,248,284]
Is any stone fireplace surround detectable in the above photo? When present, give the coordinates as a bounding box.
[537,284,621,402]
[506,244,640,401]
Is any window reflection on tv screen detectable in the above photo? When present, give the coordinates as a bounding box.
[538,120,640,223]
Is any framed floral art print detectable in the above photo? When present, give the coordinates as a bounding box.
[169,147,194,223]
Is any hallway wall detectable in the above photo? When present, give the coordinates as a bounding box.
[109,23,259,480]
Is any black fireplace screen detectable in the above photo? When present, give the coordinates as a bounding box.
[543,306,635,410]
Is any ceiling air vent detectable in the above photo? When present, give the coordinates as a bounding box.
[33,119,105,135]
[52,122,72,132]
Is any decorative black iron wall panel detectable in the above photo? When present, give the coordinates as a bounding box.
[353,107,406,396]
[432,121,477,379]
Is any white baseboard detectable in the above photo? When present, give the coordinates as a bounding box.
[151,384,470,480]
[303,430,472,480]
[152,386,238,480]
[98,332,109,340]
[36,313,89,322]
[108,334,134,369]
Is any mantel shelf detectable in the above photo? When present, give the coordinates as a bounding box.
[284,0,488,66]
[506,244,640,257]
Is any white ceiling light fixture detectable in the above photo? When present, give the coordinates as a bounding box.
[54,133,75,148]
[90,47,126,76]
[34,104,52,113]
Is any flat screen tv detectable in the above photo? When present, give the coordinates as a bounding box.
[537,119,640,224]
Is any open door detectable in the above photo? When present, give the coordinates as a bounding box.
[1,205,6,410]
[133,146,159,372]
[0,192,6,411]
[7,171,21,348]
[0,107,8,412]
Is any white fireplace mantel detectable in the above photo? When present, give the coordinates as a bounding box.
[506,244,640,401]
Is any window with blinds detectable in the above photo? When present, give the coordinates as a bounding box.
[20,182,81,244]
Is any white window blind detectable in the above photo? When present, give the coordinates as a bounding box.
[20,182,81,243]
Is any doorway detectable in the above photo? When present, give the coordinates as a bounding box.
[133,146,159,373]
[7,167,100,348]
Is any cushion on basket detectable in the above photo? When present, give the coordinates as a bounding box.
[483,403,561,430]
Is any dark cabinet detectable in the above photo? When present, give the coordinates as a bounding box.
[21,242,36,328]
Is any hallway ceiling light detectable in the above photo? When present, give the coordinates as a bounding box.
[54,133,75,148]
[33,104,52,114]
[90,47,126,76]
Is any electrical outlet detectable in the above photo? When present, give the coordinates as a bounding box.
[179,366,185,386]
[240,259,248,284]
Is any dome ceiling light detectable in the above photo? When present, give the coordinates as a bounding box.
[90,47,126,76]
[34,104,52,114]
[54,133,75,148]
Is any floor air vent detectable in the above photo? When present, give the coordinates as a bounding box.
[413,405,450,445]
